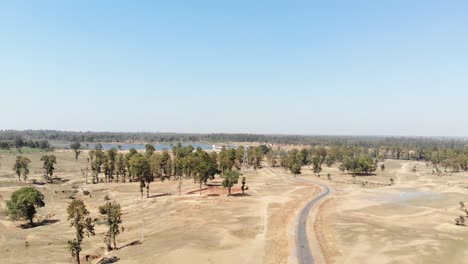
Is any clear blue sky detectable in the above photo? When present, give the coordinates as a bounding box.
[1,1,467,136]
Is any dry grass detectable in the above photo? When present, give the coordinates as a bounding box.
[0,151,318,264]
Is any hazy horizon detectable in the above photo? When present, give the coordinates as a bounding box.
[1,1,467,137]
[1,129,467,140]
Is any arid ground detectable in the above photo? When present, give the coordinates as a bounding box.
[0,150,319,264]
[1,150,468,263]
[302,160,468,264]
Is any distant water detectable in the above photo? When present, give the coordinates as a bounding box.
[85,143,214,151]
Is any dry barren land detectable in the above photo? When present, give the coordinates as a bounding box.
[0,150,319,264]
[1,151,468,263]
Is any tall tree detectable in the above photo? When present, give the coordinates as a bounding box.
[12,156,31,182]
[241,176,247,195]
[312,156,322,176]
[70,142,82,161]
[99,201,123,251]
[40,155,57,183]
[128,154,151,198]
[6,187,45,226]
[115,153,127,183]
[103,148,117,182]
[145,144,155,157]
[195,161,218,195]
[67,200,95,264]
[221,169,240,196]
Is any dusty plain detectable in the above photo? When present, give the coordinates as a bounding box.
[2,150,468,263]
[0,150,319,264]
[300,160,468,264]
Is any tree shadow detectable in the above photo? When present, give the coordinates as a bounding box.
[117,240,142,250]
[97,256,120,264]
[149,193,171,198]
[31,180,46,185]
[20,219,60,229]
[230,193,251,197]
[51,177,70,183]
[345,173,377,177]
[206,194,219,197]
[206,183,221,187]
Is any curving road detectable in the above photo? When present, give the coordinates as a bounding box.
[266,167,332,264]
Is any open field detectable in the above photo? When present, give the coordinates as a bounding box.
[2,150,468,263]
[297,160,468,264]
[0,150,319,264]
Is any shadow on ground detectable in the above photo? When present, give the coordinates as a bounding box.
[97,256,120,264]
[118,240,142,250]
[149,193,171,198]
[20,219,60,229]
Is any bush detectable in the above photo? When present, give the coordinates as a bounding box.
[6,187,45,226]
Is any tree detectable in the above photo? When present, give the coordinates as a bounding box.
[67,200,95,264]
[455,215,465,226]
[128,154,151,198]
[290,162,301,177]
[12,156,31,182]
[103,148,117,183]
[115,153,126,183]
[145,144,155,157]
[40,155,57,183]
[342,156,377,175]
[195,161,218,195]
[312,156,322,176]
[241,176,247,195]
[6,187,45,226]
[380,163,385,172]
[99,201,122,251]
[89,148,105,183]
[221,169,240,196]
[70,142,82,161]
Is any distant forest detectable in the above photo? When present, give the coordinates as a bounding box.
[0,130,467,150]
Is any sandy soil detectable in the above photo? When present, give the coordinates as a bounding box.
[0,151,319,264]
[299,160,468,264]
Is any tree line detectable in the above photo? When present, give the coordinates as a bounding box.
[2,129,468,147]
[84,143,265,197]
[270,144,468,177]
[0,136,50,150]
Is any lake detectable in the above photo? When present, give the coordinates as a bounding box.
[85,143,215,151]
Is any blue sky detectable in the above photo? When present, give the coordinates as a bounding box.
[1,1,467,136]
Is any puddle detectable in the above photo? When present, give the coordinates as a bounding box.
[372,189,441,205]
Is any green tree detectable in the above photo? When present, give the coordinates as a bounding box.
[195,160,218,195]
[70,142,82,161]
[241,176,247,195]
[290,162,301,177]
[40,154,57,183]
[12,156,31,182]
[115,153,127,183]
[6,187,45,226]
[145,144,155,157]
[148,152,163,180]
[103,148,117,182]
[342,156,377,175]
[312,156,322,176]
[99,201,123,251]
[67,200,95,264]
[128,154,151,198]
[221,169,240,196]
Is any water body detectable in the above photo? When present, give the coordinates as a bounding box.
[85,143,215,150]
[374,188,441,205]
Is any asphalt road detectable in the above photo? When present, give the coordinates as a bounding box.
[265,167,331,264]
